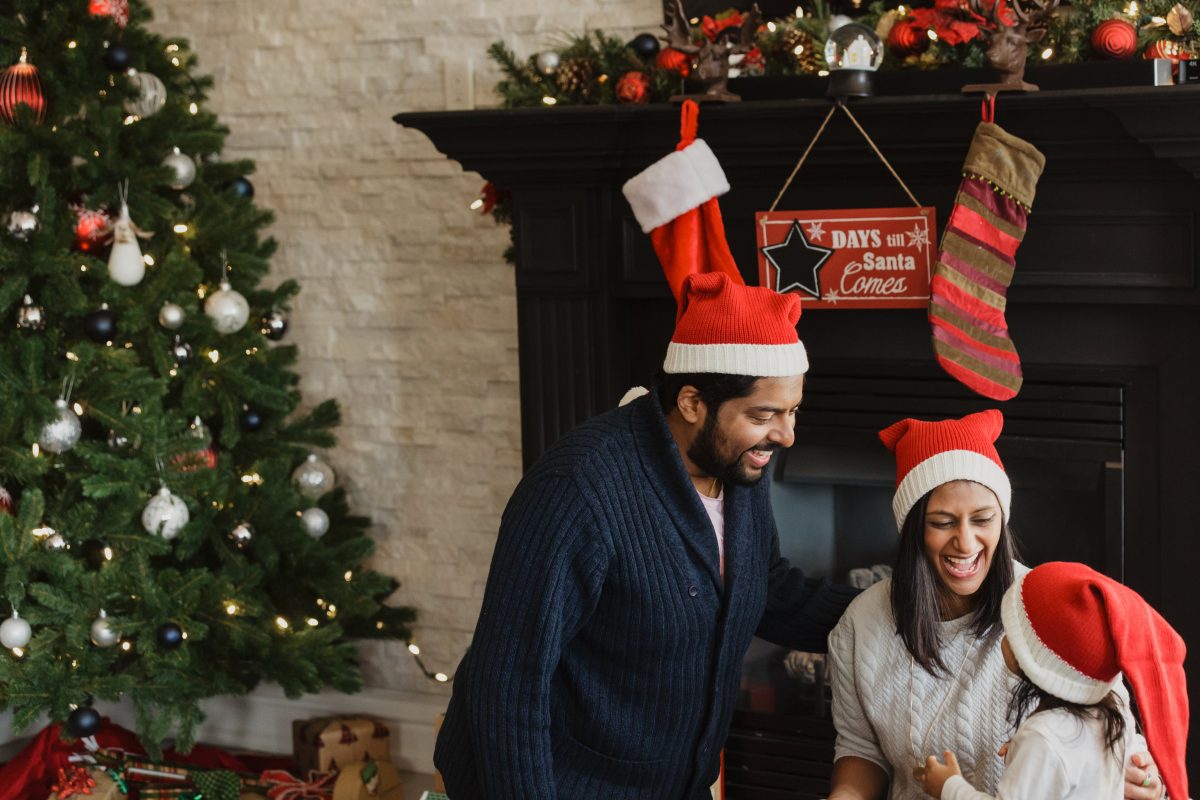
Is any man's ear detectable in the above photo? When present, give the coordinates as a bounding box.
[676,385,706,425]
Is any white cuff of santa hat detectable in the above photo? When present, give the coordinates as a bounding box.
[622,140,730,234]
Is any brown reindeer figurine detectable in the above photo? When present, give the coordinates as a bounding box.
[662,0,762,102]
[962,0,1060,93]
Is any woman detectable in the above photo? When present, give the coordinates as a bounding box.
[825,410,1163,800]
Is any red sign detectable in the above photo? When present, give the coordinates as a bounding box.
[755,206,937,309]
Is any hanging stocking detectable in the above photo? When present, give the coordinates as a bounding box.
[930,118,1045,401]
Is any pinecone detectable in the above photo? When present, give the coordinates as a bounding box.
[556,57,596,97]
[781,28,822,74]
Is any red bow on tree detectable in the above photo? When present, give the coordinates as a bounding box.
[50,766,96,799]
[260,769,335,800]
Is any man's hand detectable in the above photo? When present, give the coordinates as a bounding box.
[921,750,962,798]
[1124,751,1165,800]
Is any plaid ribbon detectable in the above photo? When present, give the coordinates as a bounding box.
[260,768,336,800]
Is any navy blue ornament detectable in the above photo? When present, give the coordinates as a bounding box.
[239,407,264,432]
[227,177,255,199]
[630,33,661,59]
[67,706,102,738]
[156,622,184,650]
[104,44,133,72]
[84,305,118,343]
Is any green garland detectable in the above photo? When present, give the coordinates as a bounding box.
[489,0,1200,107]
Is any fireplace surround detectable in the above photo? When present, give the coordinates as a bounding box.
[396,86,1200,792]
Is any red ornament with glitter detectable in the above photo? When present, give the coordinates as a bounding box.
[74,207,112,253]
[656,47,692,77]
[616,70,651,104]
[1,48,47,126]
[1143,37,1192,62]
[89,0,130,28]
[1091,18,1138,59]
[887,18,931,58]
[0,485,12,515]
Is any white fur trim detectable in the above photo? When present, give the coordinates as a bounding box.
[622,140,730,234]
[662,341,808,377]
[1001,571,1120,704]
[892,450,1011,531]
[618,386,650,407]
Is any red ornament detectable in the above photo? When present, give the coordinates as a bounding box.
[616,70,651,104]
[1092,18,1138,59]
[655,47,692,77]
[1,48,46,126]
[89,0,130,27]
[0,485,13,515]
[1143,38,1191,63]
[50,766,96,799]
[170,445,218,473]
[74,207,112,252]
[887,18,931,58]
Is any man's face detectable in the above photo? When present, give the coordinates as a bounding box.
[687,375,805,486]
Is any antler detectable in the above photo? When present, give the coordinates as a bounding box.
[662,0,701,54]
[1010,0,1060,27]
[738,4,764,50]
[966,0,1004,27]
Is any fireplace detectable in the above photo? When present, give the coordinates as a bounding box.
[395,86,1200,789]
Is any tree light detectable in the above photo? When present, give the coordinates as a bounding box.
[275,616,289,630]
[173,223,190,234]
[542,96,557,106]
[408,643,421,655]
[189,102,199,114]
[225,601,240,615]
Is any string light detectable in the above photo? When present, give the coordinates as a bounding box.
[767,21,777,31]
[31,443,40,457]
[240,472,263,486]
[275,616,289,630]
[72,402,84,415]
[1041,46,1054,59]
[188,102,199,115]
[143,254,155,266]
[306,618,319,627]
[120,640,132,652]
[927,29,939,41]
[343,570,353,582]
[66,351,80,361]
[541,96,557,106]
[469,198,484,211]
[407,640,453,683]
[12,647,24,658]
[225,601,240,616]
[173,223,190,234]
[207,349,220,364]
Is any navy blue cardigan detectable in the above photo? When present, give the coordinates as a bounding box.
[434,392,857,798]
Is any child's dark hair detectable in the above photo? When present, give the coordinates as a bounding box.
[1008,675,1127,757]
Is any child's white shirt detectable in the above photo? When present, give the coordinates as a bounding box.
[941,705,1131,800]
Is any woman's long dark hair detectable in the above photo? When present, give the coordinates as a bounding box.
[1008,677,1128,758]
[890,488,1017,675]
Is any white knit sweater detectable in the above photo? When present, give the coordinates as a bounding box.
[827,574,1024,800]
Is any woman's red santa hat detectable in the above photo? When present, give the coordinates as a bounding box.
[878,409,1011,531]
[1001,561,1188,800]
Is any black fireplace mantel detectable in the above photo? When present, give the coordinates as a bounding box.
[396,86,1200,785]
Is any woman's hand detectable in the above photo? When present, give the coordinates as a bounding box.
[1124,751,1165,800]
[921,750,962,798]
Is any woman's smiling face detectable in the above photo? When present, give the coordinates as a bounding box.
[923,479,1003,618]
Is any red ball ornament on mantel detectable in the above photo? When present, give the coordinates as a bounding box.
[1,48,46,126]
[656,47,692,77]
[1091,18,1138,59]
[616,71,651,104]
[887,18,931,59]
[89,0,130,28]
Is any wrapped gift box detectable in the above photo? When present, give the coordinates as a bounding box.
[293,716,391,773]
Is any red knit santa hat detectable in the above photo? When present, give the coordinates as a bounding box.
[878,409,1010,531]
[622,100,746,314]
[1001,561,1189,800]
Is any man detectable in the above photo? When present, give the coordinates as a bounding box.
[434,269,859,799]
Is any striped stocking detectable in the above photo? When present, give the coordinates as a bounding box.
[930,122,1045,401]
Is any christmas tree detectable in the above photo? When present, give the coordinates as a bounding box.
[0,0,414,752]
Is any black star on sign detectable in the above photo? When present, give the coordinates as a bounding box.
[761,220,834,299]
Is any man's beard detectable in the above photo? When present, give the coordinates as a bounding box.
[686,410,781,487]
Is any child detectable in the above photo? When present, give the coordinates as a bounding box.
[919,561,1188,800]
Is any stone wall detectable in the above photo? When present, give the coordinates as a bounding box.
[146,0,662,722]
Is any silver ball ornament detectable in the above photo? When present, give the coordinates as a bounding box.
[141,485,189,540]
[159,302,186,330]
[204,280,250,334]
[90,610,119,648]
[163,148,197,190]
[259,309,288,341]
[0,611,32,649]
[228,521,254,550]
[16,294,46,331]
[300,507,330,539]
[7,207,39,240]
[124,70,167,118]
[535,51,561,76]
[44,532,69,550]
[38,399,82,454]
[171,335,193,366]
[292,454,335,499]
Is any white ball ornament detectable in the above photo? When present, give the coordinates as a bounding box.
[90,610,119,648]
[159,302,186,330]
[141,485,189,540]
[163,147,196,190]
[300,507,330,539]
[124,70,167,118]
[535,51,561,76]
[204,280,250,334]
[107,201,149,286]
[39,399,82,454]
[0,610,32,649]
[292,454,335,499]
